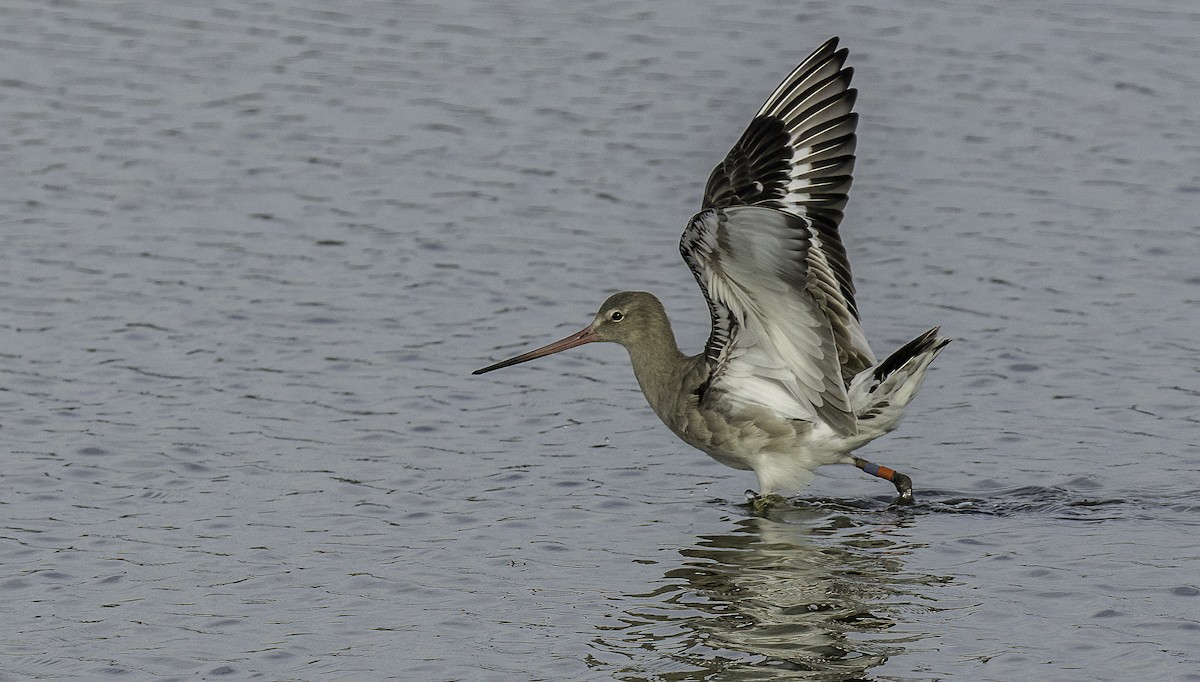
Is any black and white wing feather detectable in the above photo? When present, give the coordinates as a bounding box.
[681,38,875,435]
[682,207,857,436]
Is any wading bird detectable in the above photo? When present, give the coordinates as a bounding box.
[474,38,949,506]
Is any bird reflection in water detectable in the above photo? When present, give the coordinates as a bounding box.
[589,505,950,677]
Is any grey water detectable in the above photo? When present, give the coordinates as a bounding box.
[1,0,1198,679]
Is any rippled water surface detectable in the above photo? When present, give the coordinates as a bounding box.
[2,0,1198,679]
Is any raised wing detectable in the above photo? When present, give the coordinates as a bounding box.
[681,206,856,436]
[701,37,872,382]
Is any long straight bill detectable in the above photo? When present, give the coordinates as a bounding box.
[472,327,597,375]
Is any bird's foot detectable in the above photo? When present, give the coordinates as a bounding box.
[745,489,787,515]
[890,472,915,506]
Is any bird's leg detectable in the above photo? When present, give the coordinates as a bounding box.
[853,457,914,505]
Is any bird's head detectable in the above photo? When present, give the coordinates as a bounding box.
[472,291,670,375]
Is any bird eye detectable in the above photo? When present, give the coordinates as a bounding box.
[609,311,624,322]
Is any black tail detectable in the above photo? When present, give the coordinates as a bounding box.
[873,327,950,382]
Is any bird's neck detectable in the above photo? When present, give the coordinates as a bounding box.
[624,327,688,418]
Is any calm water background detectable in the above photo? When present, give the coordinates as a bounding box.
[2,0,1198,679]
